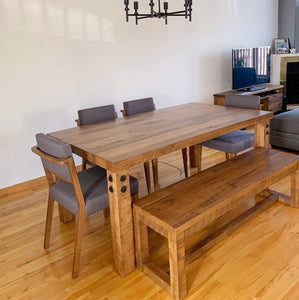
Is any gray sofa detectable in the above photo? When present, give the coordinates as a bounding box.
[270,108,299,151]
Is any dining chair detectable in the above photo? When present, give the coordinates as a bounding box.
[195,94,262,170]
[76,104,117,170]
[32,133,139,278]
[121,97,188,193]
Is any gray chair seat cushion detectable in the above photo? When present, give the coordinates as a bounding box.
[270,129,299,151]
[201,130,254,154]
[50,166,139,216]
[270,109,299,135]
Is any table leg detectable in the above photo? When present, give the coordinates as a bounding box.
[254,119,270,148]
[107,170,135,277]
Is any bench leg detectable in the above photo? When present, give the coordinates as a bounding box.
[168,231,187,300]
[134,209,149,269]
[291,169,299,208]
[277,169,299,208]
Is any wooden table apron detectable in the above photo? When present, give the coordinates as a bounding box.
[49,103,273,277]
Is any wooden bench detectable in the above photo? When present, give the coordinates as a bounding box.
[133,148,299,300]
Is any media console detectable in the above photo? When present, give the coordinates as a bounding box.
[214,84,284,113]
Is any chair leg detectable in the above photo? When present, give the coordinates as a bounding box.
[58,204,75,223]
[189,145,196,168]
[169,231,187,300]
[152,158,159,191]
[103,208,110,224]
[181,148,188,178]
[82,158,87,170]
[44,193,54,249]
[144,161,151,194]
[72,214,85,279]
[131,193,139,202]
[193,145,202,172]
[226,153,237,160]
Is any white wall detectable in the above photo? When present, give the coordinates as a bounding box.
[0,0,278,189]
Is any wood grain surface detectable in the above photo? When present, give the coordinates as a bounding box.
[133,148,299,299]
[135,148,299,230]
[50,103,273,172]
[1,148,299,299]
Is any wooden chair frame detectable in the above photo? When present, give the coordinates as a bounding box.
[32,145,117,278]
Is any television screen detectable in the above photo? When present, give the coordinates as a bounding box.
[232,46,271,90]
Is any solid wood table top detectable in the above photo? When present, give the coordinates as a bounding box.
[50,103,273,171]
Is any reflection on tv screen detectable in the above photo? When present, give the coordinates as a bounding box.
[232,46,271,90]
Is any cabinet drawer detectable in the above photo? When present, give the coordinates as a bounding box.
[268,93,283,111]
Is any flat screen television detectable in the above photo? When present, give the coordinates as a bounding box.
[232,46,271,90]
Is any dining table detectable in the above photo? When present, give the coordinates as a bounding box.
[49,102,273,277]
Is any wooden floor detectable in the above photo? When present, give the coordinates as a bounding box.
[1,147,299,300]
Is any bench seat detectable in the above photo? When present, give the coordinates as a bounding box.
[133,148,299,300]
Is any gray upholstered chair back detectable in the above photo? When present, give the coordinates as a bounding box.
[123,97,155,116]
[225,94,261,109]
[78,104,116,125]
[36,133,73,181]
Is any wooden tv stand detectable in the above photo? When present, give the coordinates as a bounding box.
[214,84,284,112]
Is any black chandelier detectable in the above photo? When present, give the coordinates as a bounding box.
[124,0,193,25]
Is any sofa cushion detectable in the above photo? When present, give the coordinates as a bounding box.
[270,130,299,151]
[270,109,299,135]
[270,129,299,140]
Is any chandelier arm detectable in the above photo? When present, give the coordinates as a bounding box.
[161,10,188,15]
[128,12,189,17]
[124,0,129,22]
[164,1,168,25]
[124,0,193,24]
[137,15,154,19]
[149,0,154,17]
[128,11,188,16]
[184,0,188,18]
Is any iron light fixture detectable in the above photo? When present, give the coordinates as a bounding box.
[124,0,193,25]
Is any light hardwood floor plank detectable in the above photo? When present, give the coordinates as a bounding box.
[0,148,299,299]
